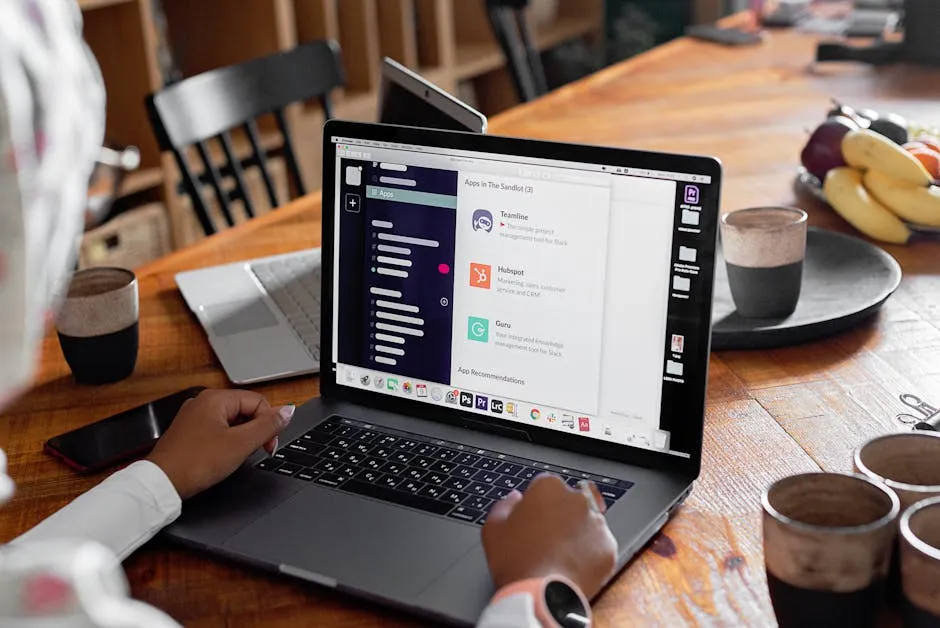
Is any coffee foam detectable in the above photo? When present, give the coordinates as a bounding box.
[721,208,807,268]
[56,268,138,338]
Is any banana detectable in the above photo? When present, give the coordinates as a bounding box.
[842,129,932,186]
[823,167,911,244]
[863,170,940,227]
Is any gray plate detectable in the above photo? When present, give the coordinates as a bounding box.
[711,227,902,350]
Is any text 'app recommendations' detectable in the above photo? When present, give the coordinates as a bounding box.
[450,172,612,414]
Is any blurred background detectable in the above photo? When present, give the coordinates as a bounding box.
[79,0,744,268]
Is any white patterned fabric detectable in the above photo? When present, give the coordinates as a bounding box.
[0,0,105,408]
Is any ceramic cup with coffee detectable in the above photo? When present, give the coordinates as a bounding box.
[899,496,940,627]
[55,267,139,384]
[720,207,808,319]
[762,472,900,628]
[854,431,940,602]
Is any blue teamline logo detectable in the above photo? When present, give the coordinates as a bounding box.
[472,209,494,233]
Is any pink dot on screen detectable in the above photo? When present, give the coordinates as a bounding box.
[438,264,450,274]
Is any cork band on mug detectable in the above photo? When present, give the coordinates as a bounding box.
[55,268,138,338]
[762,473,900,591]
[721,207,807,269]
[900,496,940,615]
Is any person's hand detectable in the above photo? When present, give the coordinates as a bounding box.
[146,389,294,500]
[481,474,617,598]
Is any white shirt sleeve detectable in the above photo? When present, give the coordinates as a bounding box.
[476,593,544,628]
[11,460,181,560]
[10,464,544,627]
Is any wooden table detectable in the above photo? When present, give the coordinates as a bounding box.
[4,24,940,627]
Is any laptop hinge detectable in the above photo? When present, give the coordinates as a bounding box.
[454,414,533,442]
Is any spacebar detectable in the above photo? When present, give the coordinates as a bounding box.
[340,480,453,516]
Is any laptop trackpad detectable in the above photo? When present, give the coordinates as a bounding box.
[203,299,279,337]
[223,485,481,599]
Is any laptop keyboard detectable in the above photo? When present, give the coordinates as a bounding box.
[255,416,634,526]
[250,253,322,362]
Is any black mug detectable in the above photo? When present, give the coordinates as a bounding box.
[720,207,807,319]
[56,267,139,384]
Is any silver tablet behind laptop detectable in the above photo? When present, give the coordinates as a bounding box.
[378,57,487,133]
[176,60,486,384]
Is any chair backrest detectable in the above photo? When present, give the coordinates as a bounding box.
[146,39,344,236]
[486,0,548,103]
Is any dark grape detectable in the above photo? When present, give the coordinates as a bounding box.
[868,113,909,145]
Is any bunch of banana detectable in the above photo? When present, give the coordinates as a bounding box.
[823,129,940,244]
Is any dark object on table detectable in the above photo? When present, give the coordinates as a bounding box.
[685,24,763,46]
[145,40,344,237]
[817,0,940,67]
[45,386,204,472]
[711,227,902,350]
[485,0,548,103]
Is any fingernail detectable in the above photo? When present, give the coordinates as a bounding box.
[270,436,279,455]
[278,404,296,425]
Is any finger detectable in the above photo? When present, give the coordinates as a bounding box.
[580,480,606,514]
[484,489,523,525]
[263,436,278,455]
[212,389,272,425]
[527,472,567,496]
[231,404,295,458]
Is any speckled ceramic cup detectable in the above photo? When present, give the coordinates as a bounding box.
[762,473,900,628]
[56,267,139,384]
[720,207,807,319]
[854,432,940,603]
[900,497,940,627]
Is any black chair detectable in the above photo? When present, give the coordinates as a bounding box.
[146,40,344,236]
[486,0,549,103]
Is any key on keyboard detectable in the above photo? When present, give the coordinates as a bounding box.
[256,416,635,526]
[250,252,322,361]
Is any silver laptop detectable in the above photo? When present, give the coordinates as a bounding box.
[164,120,722,626]
[176,61,486,384]
[379,57,487,133]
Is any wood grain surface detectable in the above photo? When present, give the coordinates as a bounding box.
[3,22,940,627]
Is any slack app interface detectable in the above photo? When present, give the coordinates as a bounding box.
[336,160,457,383]
[451,172,610,414]
[333,140,717,458]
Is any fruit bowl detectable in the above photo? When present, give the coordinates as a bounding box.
[795,167,940,237]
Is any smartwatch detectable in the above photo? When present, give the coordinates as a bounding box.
[491,576,592,627]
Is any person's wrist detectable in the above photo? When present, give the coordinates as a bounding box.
[492,575,591,628]
[145,453,186,499]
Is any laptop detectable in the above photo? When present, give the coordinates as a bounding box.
[378,57,487,133]
[175,62,486,384]
[165,120,722,625]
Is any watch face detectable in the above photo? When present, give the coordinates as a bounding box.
[545,580,589,627]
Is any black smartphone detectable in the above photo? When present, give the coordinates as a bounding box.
[45,387,205,473]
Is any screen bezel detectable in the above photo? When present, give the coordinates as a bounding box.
[320,119,721,479]
[378,57,487,134]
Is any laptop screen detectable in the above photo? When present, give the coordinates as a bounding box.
[327,130,718,460]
